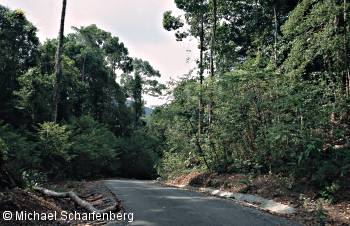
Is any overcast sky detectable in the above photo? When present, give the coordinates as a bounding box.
[1,0,198,106]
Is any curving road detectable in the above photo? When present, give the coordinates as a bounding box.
[104,179,299,226]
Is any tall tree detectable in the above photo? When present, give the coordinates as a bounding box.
[273,2,278,66]
[162,0,209,141]
[198,0,205,137]
[209,0,217,80]
[208,0,217,127]
[132,73,143,127]
[163,0,215,169]
[0,6,39,126]
[52,0,67,122]
[344,0,350,96]
[122,58,165,127]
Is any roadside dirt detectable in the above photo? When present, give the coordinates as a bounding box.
[0,181,122,225]
[167,172,350,226]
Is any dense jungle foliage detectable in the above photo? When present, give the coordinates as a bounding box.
[156,0,350,195]
[0,0,349,198]
[0,5,163,187]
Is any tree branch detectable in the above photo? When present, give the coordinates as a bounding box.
[34,187,117,213]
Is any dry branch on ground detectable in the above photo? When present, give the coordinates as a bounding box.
[33,186,117,213]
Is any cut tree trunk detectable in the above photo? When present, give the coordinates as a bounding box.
[33,187,117,213]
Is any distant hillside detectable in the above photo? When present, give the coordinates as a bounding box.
[126,100,153,116]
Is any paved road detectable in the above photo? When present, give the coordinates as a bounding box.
[104,180,299,226]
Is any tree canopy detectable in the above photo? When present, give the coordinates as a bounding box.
[0,1,349,204]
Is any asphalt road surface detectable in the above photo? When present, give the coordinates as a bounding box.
[104,179,300,226]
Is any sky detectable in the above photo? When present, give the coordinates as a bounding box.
[0,0,198,106]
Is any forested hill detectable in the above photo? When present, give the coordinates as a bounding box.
[0,0,349,214]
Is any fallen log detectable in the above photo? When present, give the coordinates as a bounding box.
[33,187,117,213]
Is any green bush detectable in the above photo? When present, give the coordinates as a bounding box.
[153,63,350,192]
[68,116,121,179]
[0,123,36,184]
[37,122,71,179]
[0,138,8,166]
[22,170,47,189]
[158,151,188,179]
[120,129,160,179]
[15,68,53,123]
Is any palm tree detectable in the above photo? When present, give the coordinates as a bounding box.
[52,0,67,122]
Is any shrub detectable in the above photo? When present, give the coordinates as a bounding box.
[68,116,121,179]
[22,170,47,189]
[158,151,188,179]
[0,138,8,167]
[120,129,160,179]
[37,122,71,179]
[0,122,36,184]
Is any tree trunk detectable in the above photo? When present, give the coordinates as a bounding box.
[34,187,117,213]
[207,0,217,162]
[344,0,350,96]
[133,73,143,128]
[198,1,205,137]
[273,4,278,67]
[76,54,86,117]
[52,0,67,122]
[188,120,211,170]
[208,0,217,127]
